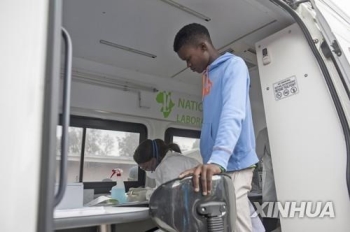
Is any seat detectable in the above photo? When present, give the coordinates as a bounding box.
[149,174,236,232]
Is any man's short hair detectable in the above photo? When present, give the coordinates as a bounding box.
[173,23,212,52]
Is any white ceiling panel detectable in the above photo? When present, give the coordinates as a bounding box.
[62,0,291,85]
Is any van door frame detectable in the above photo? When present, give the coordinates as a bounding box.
[313,0,350,99]
[271,0,350,199]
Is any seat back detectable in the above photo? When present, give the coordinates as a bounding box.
[149,174,236,232]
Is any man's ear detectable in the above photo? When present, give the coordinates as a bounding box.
[199,42,209,52]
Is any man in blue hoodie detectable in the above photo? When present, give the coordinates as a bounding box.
[174,23,259,231]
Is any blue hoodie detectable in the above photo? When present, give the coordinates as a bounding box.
[200,53,259,171]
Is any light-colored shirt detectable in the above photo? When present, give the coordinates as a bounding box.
[154,151,200,186]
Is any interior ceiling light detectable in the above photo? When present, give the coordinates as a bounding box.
[69,70,159,93]
[160,0,211,22]
[100,40,157,58]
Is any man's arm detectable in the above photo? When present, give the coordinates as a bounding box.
[179,57,250,195]
[208,57,249,169]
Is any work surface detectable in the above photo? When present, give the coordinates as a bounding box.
[54,193,261,230]
[54,207,150,230]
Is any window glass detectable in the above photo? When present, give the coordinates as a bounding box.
[172,136,202,163]
[173,136,200,152]
[56,126,83,182]
[83,129,140,182]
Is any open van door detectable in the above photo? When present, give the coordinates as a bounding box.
[313,0,350,95]
[256,1,350,231]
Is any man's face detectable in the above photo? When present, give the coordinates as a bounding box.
[177,43,210,73]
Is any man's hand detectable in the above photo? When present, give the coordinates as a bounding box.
[179,164,222,196]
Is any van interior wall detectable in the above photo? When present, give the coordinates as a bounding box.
[60,56,202,139]
[256,23,350,231]
[60,57,266,138]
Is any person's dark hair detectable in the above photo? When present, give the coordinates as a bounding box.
[173,23,212,53]
[133,139,181,164]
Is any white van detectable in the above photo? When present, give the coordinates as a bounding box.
[1,0,350,231]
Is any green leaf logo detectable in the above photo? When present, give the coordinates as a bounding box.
[156,91,175,118]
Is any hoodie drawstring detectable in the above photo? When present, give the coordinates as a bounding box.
[202,68,212,99]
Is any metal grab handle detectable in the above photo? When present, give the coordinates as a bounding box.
[55,27,72,206]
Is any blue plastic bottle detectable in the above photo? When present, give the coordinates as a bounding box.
[110,169,127,204]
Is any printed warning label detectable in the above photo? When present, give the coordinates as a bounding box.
[273,76,299,101]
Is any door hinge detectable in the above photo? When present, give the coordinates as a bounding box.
[285,0,310,10]
[331,40,342,57]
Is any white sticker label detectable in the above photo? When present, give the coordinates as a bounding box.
[273,76,299,101]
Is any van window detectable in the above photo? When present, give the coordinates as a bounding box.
[173,136,200,152]
[56,116,147,190]
[56,126,83,182]
[165,128,202,163]
[165,128,200,147]
[83,129,140,182]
